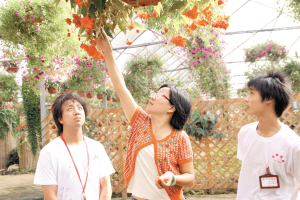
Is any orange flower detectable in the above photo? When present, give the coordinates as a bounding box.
[185,25,192,35]
[170,35,187,47]
[182,6,199,20]
[67,33,71,37]
[86,28,92,35]
[90,40,97,46]
[135,11,138,14]
[72,14,82,28]
[93,51,105,60]
[84,0,88,6]
[80,15,94,29]
[80,43,89,51]
[65,18,71,25]
[152,12,158,17]
[201,4,212,21]
[74,0,83,6]
[136,29,140,33]
[190,21,198,31]
[145,13,152,20]
[218,0,224,6]
[138,13,152,20]
[165,27,169,34]
[126,39,133,45]
[130,24,135,30]
[197,19,209,26]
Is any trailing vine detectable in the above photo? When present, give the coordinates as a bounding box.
[21,80,41,156]
[0,108,19,139]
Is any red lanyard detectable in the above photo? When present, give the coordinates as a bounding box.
[61,134,89,197]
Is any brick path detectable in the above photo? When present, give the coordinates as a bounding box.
[0,174,237,200]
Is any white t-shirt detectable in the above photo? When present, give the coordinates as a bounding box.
[34,136,115,200]
[237,122,300,200]
[127,144,170,200]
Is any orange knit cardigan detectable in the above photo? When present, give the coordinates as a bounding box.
[124,107,193,200]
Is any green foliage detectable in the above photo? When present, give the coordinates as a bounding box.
[0,74,19,104]
[0,0,82,89]
[0,108,19,139]
[5,149,19,168]
[184,108,226,141]
[286,0,300,22]
[283,59,300,93]
[21,80,41,156]
[124,55,165,103]
[45,79,58,88]
[244,41,287,63]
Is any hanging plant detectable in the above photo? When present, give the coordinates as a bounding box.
[283,59,300,93]
[0,74,19,105]
[21,80,41,156]
[45,79,59,94]
[244,41,288,63]
[0,0,82,89]
[184,108,226,141]
[0,108,19,139]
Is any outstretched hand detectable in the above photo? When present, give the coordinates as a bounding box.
[155,172,174,189]
[95,28,112,54]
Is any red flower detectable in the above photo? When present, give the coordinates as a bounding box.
[72,14,82,28]
[80,15,94,29]
[165,27,169,34]
[126,39,133,46]
[65,18,71,25]
[74,0,83,6]
[182,6,199,20]
[218,0,224,6]
[67,33,71,37]
[152,12,158,17]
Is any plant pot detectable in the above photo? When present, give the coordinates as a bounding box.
[122,0,161,8]
[97,94,105,99]
[86,93,94,98]
[26,15,43,25]
[112,97,120,102]
[6,67,19,73]
[107,96,111,101]
[78,91,87,97]
[98,123,102,127]
[8,97,13,102]
[48,87,58,94]
[147,61,152,66]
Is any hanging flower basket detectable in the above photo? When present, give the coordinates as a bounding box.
[8,97,13,102]
[147,61,152,66]
[97,94,105,99]
[86,93,94,98]
[122,0,162,8]
[48,87,58,94]
[6,67,19,73]
[107,96,112,101]
[112,97,120,102]
[78,91,87,97]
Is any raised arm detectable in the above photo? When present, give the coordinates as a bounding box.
[96,29,138,121]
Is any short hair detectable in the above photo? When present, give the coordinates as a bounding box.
[247,71,292,117]
[158,84,192,130]
[52,92,89,136]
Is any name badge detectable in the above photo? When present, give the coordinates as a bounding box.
[259,166,280,189]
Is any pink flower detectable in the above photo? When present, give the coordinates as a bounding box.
[36,28,40,32]
[22,16,25,22]
[16,11,19,15]
[35,76,39,80]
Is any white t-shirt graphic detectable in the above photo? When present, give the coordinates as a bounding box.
[237,122,300,200]
[34,136,115,200]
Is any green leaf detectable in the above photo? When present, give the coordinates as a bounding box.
[70,0,75,8]
[78,26,86,35]
[81,4,88,17]
[53,0,61,6]
[111,0,126,11]
[93,0,106,13]
[132,21,146,30]
[199,0,210,9]
[153,2,163,15]
[89,4,97,18]
[168,1,186,13]
[104,25,113,38]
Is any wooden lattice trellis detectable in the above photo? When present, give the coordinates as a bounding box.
[41,94,300,197]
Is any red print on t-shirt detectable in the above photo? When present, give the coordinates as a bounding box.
[272,154,285,163]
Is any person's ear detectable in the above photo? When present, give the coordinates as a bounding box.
[167,105,176,113]
[58,118,63,124]
[266,98,274,104]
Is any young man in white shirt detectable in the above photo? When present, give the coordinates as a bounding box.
[237,72,300,200]
[34,92,115,200]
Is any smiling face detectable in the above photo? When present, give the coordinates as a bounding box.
[245,86,269,116]
[145,87,175,115]
[58,99,86,129]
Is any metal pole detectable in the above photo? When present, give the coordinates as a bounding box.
[40,80,47,147]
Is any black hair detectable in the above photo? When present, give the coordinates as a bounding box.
[247,71,292,117]
[158,84,192,130]
[52,92,89,136]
